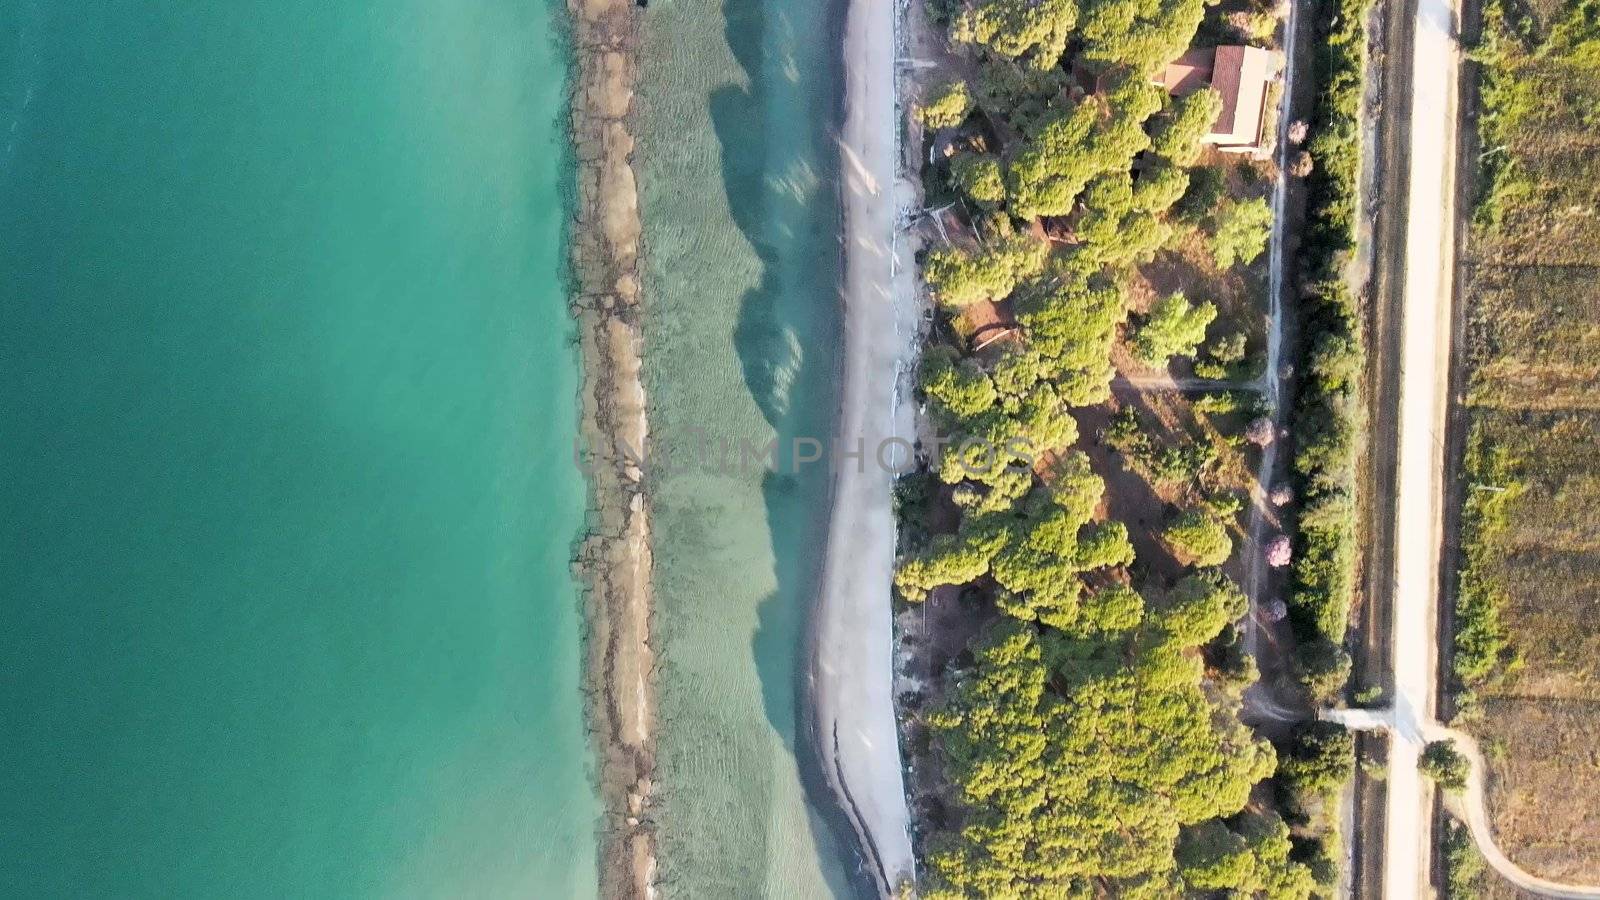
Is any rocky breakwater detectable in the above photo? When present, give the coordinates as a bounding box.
[567,0,655,897]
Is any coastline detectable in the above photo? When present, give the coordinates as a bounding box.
[565,0,657,897]
[809,0,919,893]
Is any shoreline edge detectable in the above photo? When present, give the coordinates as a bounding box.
[809,0,920,893]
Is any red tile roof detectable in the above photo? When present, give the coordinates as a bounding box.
[1162,45,1282,149]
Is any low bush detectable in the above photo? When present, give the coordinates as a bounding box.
[1420,740,1471,792]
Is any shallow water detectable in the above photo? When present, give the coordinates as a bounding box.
[0,2,599,895]
[635,0,858,894]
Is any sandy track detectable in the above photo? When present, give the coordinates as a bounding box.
[1383,0,1459,887]
[806,0,917,895]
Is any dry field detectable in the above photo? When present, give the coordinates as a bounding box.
[1453,0,1600,884]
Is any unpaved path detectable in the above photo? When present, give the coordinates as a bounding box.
[1439,729,1600,898]
[1382,0,1462,883]
[1240,0,1304,720]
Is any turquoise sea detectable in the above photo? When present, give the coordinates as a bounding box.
[0,2,599,896]
[637,0,859,894]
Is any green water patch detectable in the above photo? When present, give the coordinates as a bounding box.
[636,0,860,894]
[0,1,599,896]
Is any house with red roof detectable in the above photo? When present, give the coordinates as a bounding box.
[1162,45,1284,153]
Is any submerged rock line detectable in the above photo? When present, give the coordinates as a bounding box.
[567,0,655,897]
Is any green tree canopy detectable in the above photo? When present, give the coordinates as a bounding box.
[1163,507,1234,566]
[1175,811,1319,898]
[893,520,1010,602]
[1131,159,1191,213]
[1077,0,1207,73]
[918,80,975,130]
[900,460,1135,629]
[949,152,1007,207]
[1176,820,1254,891]
[1151,89,1224,165]
[974,63,1074,135]
[1132,292,1218,367]
[1278,722,1356,800]
[925,234,1051,306]
[952,0,1078,69]
[1154,570,1248,647]
[1012,272,1126,404]
[921,347,999,421]
[923,619,1278,899]
[1004,77,1162,218]
[1212,196,1274,269]
[1420,739,1471,793]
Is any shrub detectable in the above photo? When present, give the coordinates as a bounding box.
[1246,416,1276,446]
[1441,821,1485,898]
[1194,390,1251,414]
[1420,740,1471,793]
[1452,425,1520,687]
[1266,534,1292,567]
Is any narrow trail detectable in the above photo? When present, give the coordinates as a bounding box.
[1111,373,1265,392]
[1241,0,1301,692]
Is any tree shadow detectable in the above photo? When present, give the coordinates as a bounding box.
[707,0,868,894]
[714,0,800,429]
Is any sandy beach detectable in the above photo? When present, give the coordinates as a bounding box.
[567,0,657,896]
[808,0,919,893]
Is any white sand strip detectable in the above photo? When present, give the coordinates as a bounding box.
[809,0,917,894]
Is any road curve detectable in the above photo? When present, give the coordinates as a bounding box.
[1430,727,1600,899]
[1320,705,1600,897]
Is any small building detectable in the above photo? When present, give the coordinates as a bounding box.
[1162,45,1283,153]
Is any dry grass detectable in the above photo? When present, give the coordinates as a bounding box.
[1464,265,1600,409]
[1473,698,1600,884]
[1456,0,1600,876]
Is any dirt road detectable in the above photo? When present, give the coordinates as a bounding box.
[1382,0,1462,887]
